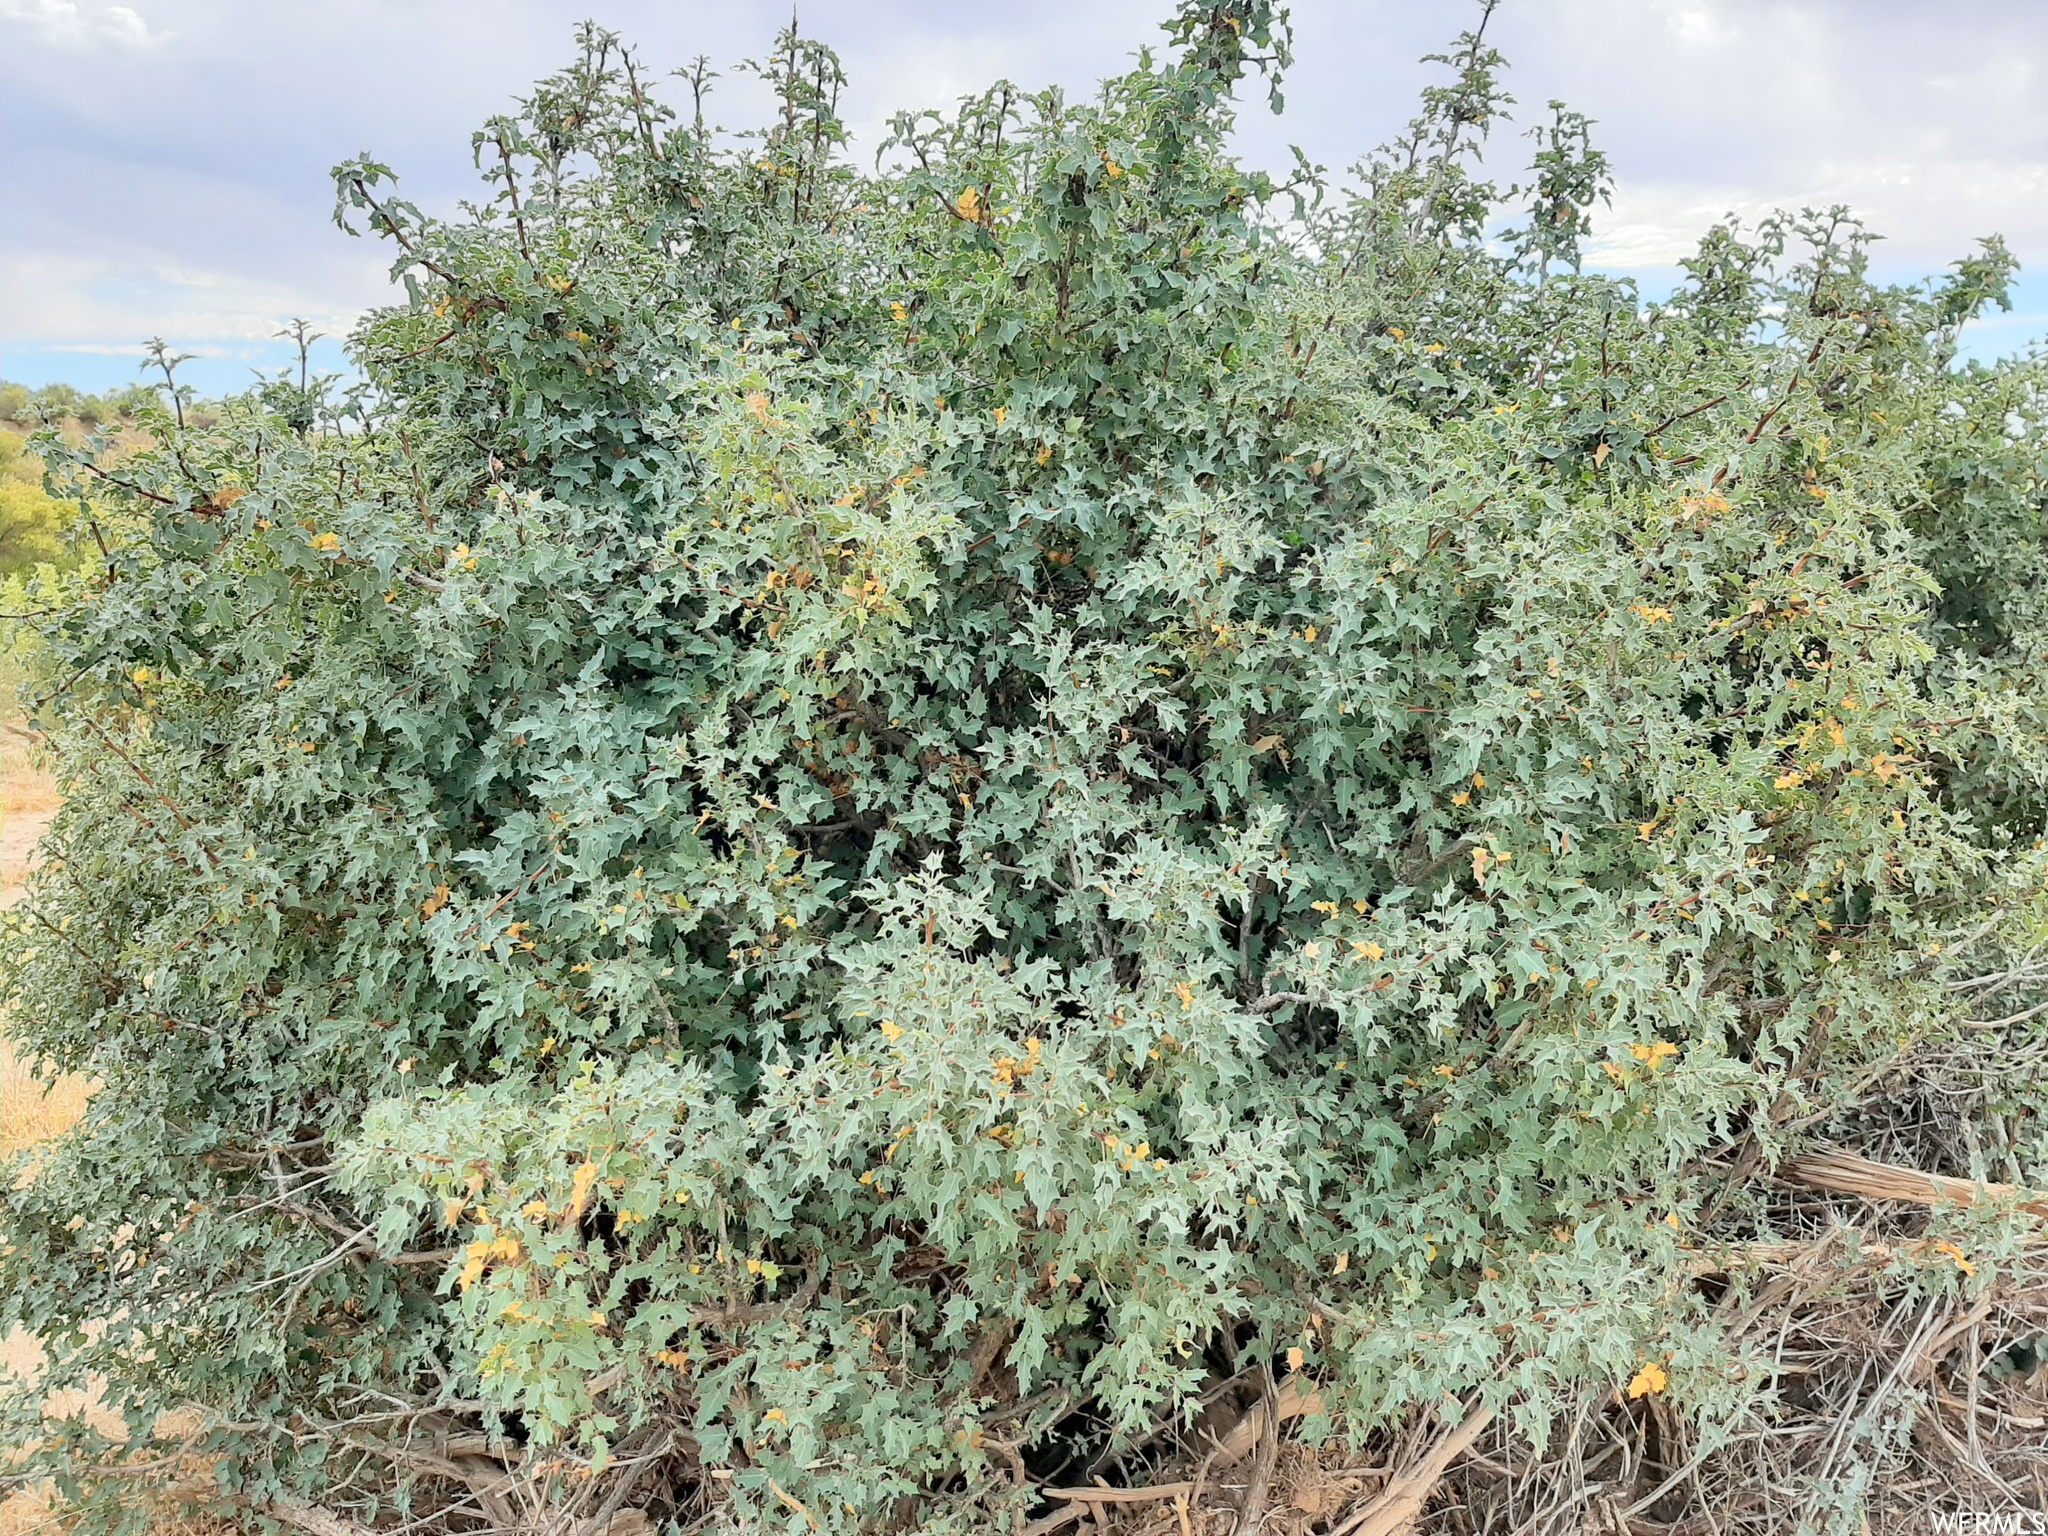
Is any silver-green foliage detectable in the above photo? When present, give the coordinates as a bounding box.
[5,5,2046,1530]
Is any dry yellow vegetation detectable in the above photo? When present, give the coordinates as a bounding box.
[2,719,61,887]
[2,718,86,1155]
[0,1482,228,1536]
[0,1035,89,1164]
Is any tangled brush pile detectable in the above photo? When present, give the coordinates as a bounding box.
[5,3,2045,1531]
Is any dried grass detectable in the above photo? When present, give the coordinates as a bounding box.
[2,719,61,907]
[2,715,91,1159]
[0,1036,91,1162]
[0,1487,232,1536]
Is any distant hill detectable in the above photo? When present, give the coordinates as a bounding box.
[0,379,164,429]
[0,379,195,577]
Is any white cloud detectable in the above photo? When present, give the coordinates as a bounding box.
[0,0,168,49]
[0,0,87,46]
[1666,6,1738,48]
[1583,151,2048,277]
[97,5,161,47]
[0,247,369,346]
[50,340,233,358]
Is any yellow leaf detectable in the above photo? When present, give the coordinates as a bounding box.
[1286,1347,1305,1371]
[1627,1362,1668,1399]
[442,1197,468,1229]
[569,1162,601,1220]
[1333,1250,1349,1275]
[1593,443,1611,466]
[878,1019,905,1042]
[1932,1241,1977,1278]
[956,187,982,221]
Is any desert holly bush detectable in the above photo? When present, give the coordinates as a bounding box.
[4,5,2046,1533]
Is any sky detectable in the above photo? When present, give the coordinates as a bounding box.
[3,0,2045,396]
